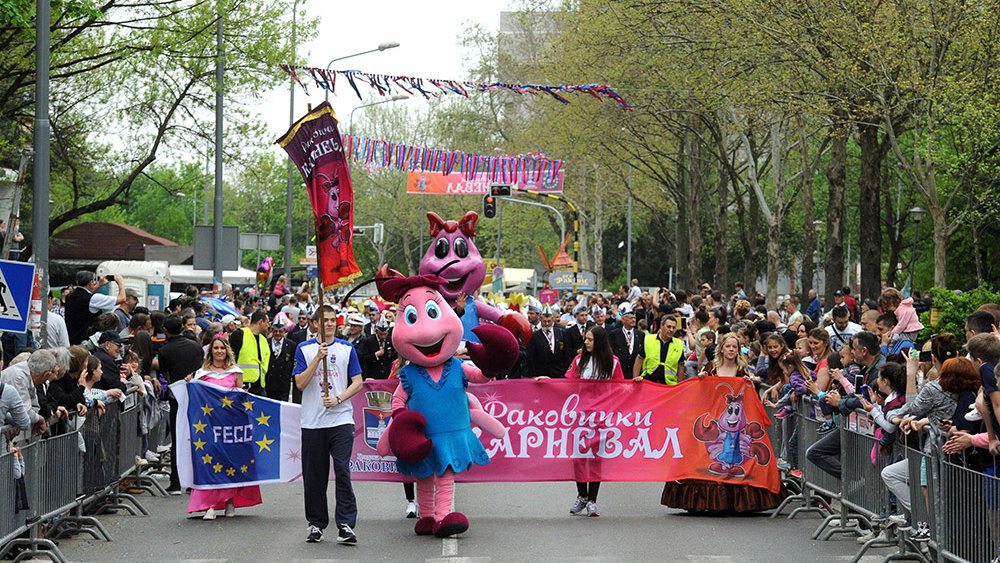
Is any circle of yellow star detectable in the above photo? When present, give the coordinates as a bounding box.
[242,400,255,411]
[213,462,223,473]
[240,465,248,473]
[226,467,236,477]
[202,454,213,465]
[221,396,234,408]
[255,412,271,426]
[201,405,214,416]
[192,420,207,433]
[255,434,274,453]
[193,439,207,451]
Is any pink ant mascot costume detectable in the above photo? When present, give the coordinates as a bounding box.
[374,264,516,538]
[418,211,532,346]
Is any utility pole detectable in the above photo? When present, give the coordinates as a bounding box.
[34,0,51,346]
[212,1,225,289]
[283,0,298,289]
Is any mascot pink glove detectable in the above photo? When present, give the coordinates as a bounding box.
[388,408,433,464]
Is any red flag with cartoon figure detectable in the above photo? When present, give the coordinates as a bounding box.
[276,102,362,289]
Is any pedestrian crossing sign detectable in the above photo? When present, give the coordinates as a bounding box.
[0,260,35,333]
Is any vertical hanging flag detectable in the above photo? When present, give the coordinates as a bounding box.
[276,102,362,289]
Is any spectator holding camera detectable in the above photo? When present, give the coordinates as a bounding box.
[64,270,127,345]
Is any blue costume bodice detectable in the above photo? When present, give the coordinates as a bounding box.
[395,357,490,478]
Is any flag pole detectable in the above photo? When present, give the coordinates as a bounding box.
[317,280,330,398]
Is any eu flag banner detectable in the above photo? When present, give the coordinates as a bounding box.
[171,381,303,489]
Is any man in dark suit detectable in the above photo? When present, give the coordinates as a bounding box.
[608,307,643,379]
[526,308,569,378]
[563,304,593,360]
[266,320,296,402]
[356,316,396,379]
[289,311,320,404]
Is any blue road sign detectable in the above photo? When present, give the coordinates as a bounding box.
[0,260,35,333]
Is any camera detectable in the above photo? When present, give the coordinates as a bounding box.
[919,350,932,362]
[854,375,865,391]
[105,275,115,282]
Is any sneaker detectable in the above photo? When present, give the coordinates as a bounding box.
[144,450,160,462]
[966,404,984,422]
[788,468,803,479]
[774,407,791,419]
[817,420,836,434]
[569,496,588,515]
[776,458,791,471]
[202,508,216,520]
[224,501,235,518]
[156,445,172,454]
[857,529,888,544]
[405,501,417,519]
[586,501,599,517]
[134,455,149,467]
[336,523,357,545]
[165,486,183,496]
[887,513,908,526]
[306,525,323,543]
[911,522,931,542]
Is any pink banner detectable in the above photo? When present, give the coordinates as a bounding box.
[406,170,564,195]
[349,378,780,493]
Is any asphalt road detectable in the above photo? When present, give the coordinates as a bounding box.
[55,479,894,562]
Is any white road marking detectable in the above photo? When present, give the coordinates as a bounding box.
[442,537,459,556]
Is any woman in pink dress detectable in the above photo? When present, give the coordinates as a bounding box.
[185,336,263,520]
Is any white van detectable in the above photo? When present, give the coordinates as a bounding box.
[96,260,170,312]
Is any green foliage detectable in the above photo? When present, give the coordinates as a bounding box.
[919,286,1000,345]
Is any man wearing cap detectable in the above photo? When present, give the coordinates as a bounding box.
[219,314,240,337]
[64,270,128,344]
[345,314,365,345]
[229,311,271,397]
[609,307,643,379]
[563,304,593,358]
[362,304,380,337]
[112,288,140,334]
[356,316,396,380]
[526,307,568,378]
[93,331,128,393]
[526,304,542,332]
[266,319,297,402]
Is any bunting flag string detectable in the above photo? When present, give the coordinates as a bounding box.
[278,64,633,111]
[339,132,565,183]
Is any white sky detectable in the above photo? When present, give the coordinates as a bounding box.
[254,0,514,145]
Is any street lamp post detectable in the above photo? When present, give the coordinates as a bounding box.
[813,219,824,290]
[325,42,400,102]
[626,166,633,284]
[348,95,409,136]
[907,207,926,297]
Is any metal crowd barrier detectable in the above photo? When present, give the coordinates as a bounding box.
[938,447,1000,563]
[771,397,836,520]
[767,394,1000,563]
[0,390,173,561]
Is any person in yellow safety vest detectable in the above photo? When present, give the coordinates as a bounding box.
[229,311,271,396]
[633,315,684,384]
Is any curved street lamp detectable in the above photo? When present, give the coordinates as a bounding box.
[324,42,401,102]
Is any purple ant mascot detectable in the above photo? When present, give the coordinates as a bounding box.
[374,265,516,538]
[418,211,532,346]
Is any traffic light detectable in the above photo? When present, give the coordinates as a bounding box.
[490,184,512,197]
[483,195,497,218]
